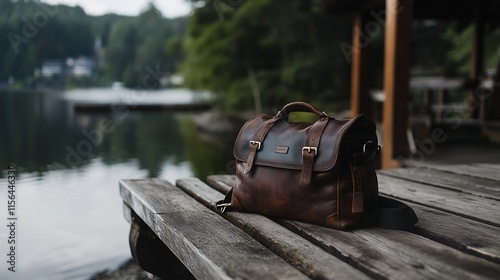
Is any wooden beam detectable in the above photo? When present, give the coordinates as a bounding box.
[469,0,485,119]
[382,0,413,169]
[350,13,371,118]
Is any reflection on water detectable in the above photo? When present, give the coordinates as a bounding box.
[0,89,238,280]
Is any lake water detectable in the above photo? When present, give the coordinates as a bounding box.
[0,88,239,280]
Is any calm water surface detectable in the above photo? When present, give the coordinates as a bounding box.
[0,88,238,280]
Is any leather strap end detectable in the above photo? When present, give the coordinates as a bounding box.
[243,118,279,175]
[243,146,257,174]
[352,192,364,213]
[243,165,251,175]
[299,151,315,187]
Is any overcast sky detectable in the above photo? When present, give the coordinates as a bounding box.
[43,0,192,18]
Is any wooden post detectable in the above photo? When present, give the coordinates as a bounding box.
[469,0,485,119]
[128,210,195,279]
[382,0,413,169]
[488,49,500,120]
[350,13,371,118]
[423,88,435,126]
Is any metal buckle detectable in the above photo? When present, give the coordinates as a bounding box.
[362,140,381,160]
[249,140,261,150]
[216,202,231,213]
[363,140,373,155]
[302,146,318,156]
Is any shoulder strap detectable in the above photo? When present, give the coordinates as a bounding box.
[377,196,418,230]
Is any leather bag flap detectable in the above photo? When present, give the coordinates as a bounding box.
[233,114,371,171]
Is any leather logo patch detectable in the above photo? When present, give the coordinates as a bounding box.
[276,146,289,154]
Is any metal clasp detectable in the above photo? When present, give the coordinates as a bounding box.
[363,140,373,155]
[362,140,381,160]
[249,140,261,150]
[302,146,318,156]
[216,202,231,213]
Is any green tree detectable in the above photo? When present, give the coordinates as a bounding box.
[0,1,93,80]
[183,0,353,112]
[443,25,500,76]
[103,3,187,88]
[0,0,187,86]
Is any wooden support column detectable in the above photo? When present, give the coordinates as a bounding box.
[488,49,500,120]
[382,0,413,169]
[469,0,485,119]
[350,13,371,118]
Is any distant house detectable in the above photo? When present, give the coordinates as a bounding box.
[67,57,95,78]
[41,57,97,78]
[41,59,65,78]
[39,56,98,91]
[39,59,66,88]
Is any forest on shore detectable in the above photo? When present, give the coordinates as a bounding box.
[0,0,186,88]
[1,0,500,111]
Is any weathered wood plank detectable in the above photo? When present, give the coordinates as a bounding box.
[377,174,500,227]
[424,164,500,181]
[207,175,500,279]
[209,175,500,264]
[127,205,196,280]
[280,221,500,280]
[406,200,500,264]
[473,163,500,171]
[120,179,308,280]
[122,202,133,225]
[381,168,500,201]
[178,178,370,280]
[120,179,172,229]
[206,174,236,194]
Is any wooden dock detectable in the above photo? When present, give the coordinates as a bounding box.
[73,102,211,112]
[120,164,500,279]
[63,88,213,112]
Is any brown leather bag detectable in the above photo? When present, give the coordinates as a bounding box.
[217,102,417,230]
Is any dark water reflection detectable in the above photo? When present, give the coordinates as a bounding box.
[0,89,240,280]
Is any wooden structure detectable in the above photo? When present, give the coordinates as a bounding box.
[329,0,500,168]
[120,165,500,279]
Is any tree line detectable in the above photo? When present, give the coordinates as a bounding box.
[0,0,186,88]
[182,0,500,111]
[1,0,499,111]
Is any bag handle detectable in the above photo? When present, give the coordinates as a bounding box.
[276,102,329,121]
